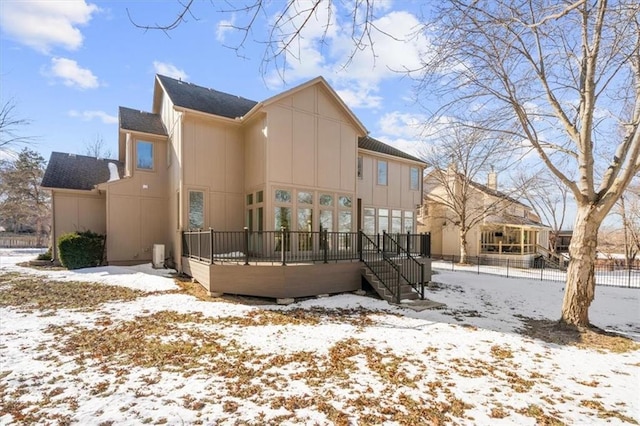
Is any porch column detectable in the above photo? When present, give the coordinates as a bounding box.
[520,227,524,254]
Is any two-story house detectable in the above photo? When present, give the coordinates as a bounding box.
[417,167,550,262]
[42,75,427,301]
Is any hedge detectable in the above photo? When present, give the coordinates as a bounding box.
[57,231,106,270]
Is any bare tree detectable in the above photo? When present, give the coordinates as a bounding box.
[83,134,113,159]
[616,184,640,266]
[128,0,388,80]
[422,126,526,263]
[418,0,640,327]
[0,98,32,153]
[517,171,571,253]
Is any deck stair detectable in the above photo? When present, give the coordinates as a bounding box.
[360,232,426,304]
[536,245,565,269]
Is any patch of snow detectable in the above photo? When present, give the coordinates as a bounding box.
[107,162,120,182]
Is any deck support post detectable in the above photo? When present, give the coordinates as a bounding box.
[243,227,249,266]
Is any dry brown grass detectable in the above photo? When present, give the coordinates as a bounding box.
[519,317,640,353]
[0,273,146,312]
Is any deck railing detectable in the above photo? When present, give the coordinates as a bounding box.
[182,229,430,266]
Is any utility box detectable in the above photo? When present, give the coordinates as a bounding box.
[152,244,165,269]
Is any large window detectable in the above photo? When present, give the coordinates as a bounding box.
[363,208,376,235]
[403,211,414,233]
[378,208,389,233]
[137,141,154,170]
[189,191,204,229]
[391,210,402,233]
[410,167,420,190]
[377,160,388,185]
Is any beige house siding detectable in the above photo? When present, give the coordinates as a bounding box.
[104,132,170,264]
[50,190,106,261]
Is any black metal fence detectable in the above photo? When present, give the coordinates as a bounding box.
[432,255,640,289]
[183,229,431,266]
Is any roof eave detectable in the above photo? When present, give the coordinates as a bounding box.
[358,147,427,166]
[174,105,242,125]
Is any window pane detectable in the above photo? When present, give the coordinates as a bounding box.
[403,218,413,233]
[338,211,352,232]
[320,210,333,232]
[246,193,253,205]
[297,208,313,250]
[392,209,401,218]
[378,209,388,233]
[274,207,291,230]
[363,216,375,235]
[257,207,264,231]
[357,156,363,179]
[246,209,253,231]
[297,208,313,231]
[338,195,352,208]
[256,191,264,203]
[377,161,387,185]
[137,141,153,170]
[410,167,420,190]
[275,189,291,203]
[364,207,375,216]
[298,191,313,204]
[319,194,333,206]
[392,217,402,233]
[189,191,204,229]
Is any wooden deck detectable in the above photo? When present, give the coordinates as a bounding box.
[182,257,361,299]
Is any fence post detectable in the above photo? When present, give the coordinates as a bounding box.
[209,228,214,264]
[197,230,202,261]
[396,267,401,304]
[280,226,286,266]
[323,229,328,264]
[541,258,544,281]
[407,231,411,254]
[358,231,363,262]
[506,258,510,278]
[629,265,632,288]
[243,227,249,266]
[420,262,425,300]
[452,256,455,271]
[383,231,387,254]
[477,257,480,274]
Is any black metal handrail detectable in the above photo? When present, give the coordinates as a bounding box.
[182,228,361,265]
[382,231,426,299]
[361,232,402,303]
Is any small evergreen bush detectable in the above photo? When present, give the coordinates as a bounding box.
[57,231,106,269]
[36,247,52,261]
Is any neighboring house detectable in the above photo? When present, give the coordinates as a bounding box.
[42,75,426,300]
[554,230,572,253]
[417,167,550,261]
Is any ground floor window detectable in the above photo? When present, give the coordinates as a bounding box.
[188,191,204,229]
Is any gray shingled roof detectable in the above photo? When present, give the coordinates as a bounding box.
[358,136,425,163]
[157,74,258,119]
[42,152,125,190]
[119,107,167,136]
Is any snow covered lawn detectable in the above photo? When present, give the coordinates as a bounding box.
[1,249,638,425]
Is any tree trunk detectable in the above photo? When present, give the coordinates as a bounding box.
[561,207,600,327]
[459,229,468,264]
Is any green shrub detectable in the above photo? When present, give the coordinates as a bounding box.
[57,231,106,270]
[36,247,52,261]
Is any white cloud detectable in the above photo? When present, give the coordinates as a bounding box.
[378,111,429,139]
[47,57,99,89]
[0,0,99,53]
[68,110,117,124]
[153,61,188,80]
[216,15,236,42]
[264,5,430,111]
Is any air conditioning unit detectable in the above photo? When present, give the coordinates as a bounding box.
[152,244,165,269]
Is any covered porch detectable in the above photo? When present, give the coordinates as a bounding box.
[479,222,547,257]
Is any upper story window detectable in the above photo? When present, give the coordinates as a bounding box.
[357,156,363,179]
[189,191,204,229]
[410,167,420,190]
[275,189,292,203]
[136,141,154,170]
[377,160,388,186]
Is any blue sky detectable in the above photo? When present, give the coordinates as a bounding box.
[0,0,430,162]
